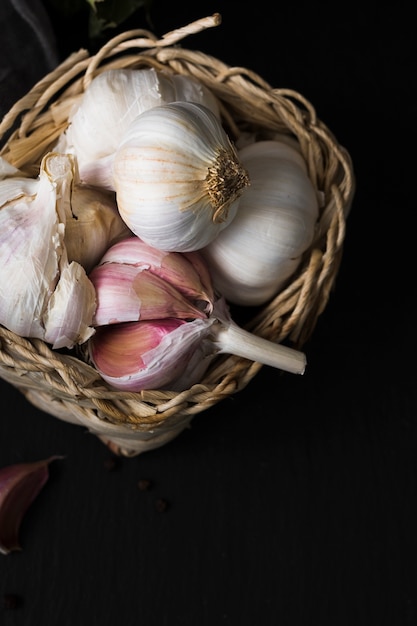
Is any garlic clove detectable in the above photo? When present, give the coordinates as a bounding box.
[64,185,131,273]
[44,262,97,349]
[88,317,215,391]
[89,262,207,326]
[0,456,61,555]
[238,138,308,172]
[95,237,214,315]
[40,153,97,348]
[171,73,220,118]
[60,68,176,164]
[112,101,250,252]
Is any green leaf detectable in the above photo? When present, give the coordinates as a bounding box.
[87,0,153,38]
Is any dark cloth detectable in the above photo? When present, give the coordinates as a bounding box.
[0,0,59,119]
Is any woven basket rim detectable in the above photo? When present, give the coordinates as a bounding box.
[0,14,355,454]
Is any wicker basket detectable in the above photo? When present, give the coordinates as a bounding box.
[0,14,355,456]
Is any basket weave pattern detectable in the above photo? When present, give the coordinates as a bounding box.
[0,15,354,455]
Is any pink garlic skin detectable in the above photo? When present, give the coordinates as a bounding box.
[89,262,208,326]
[91,236,214,316]
[0,456,61,555]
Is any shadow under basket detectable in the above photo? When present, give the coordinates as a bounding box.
[0,14,355,456]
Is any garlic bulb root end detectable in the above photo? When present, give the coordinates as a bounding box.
[207,147,250,223]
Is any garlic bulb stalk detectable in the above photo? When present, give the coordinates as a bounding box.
[111,101,250,252]
[210,297,306,375]
[201,140,319,306]
[88,293,306,393]
[0,152,96,348]
[89,237,214,326]
[56,67,220,188]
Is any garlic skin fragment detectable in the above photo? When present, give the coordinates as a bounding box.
[112,101,250,252]
[0,456,61,555]
[0,157,23,179]
[0,152,96,348]
[57,68,220,187]
[201,140,319,306]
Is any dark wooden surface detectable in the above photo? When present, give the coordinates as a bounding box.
[0,2,415,624]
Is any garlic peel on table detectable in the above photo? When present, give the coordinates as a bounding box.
[0,456,62,555]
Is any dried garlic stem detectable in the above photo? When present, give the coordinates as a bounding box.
[212,320,306,375]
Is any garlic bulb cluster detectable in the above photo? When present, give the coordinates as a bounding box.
[112,101,250,252]
[201,140,320,306]
[57,68,220,188]
[0,67,321,397]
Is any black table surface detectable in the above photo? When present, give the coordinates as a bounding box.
[0,2,415,625]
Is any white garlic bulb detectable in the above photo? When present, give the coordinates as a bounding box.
[112,101,250,252]
[56,67,220,188]
[201,140,319,306]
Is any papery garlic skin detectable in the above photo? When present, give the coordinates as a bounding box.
[201,140,319,306]
[113,102,250,252]
[0,157,21,179]
[0,152,96,347]
[0,163,64,338]
[56,68,220,187]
